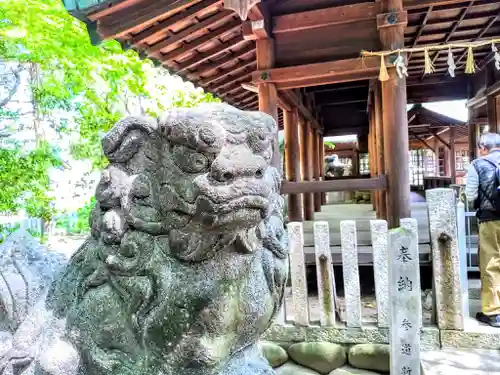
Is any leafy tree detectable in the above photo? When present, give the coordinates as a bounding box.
[55,197,96,234]
[0,0,218,219]
[324,141,335,150]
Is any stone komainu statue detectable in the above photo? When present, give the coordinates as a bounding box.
[0,104,289,375]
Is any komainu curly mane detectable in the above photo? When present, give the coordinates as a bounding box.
[0,104,288,375]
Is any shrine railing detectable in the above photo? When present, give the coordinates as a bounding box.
[264,188,468,375]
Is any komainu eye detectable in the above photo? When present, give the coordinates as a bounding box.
[172,145,210,174]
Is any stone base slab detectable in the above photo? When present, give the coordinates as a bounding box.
[262,324,440,351]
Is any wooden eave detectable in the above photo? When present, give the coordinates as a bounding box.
[65,0,500,133]
[407,104,467,140]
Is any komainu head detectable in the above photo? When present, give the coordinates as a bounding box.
[92,103,283,261]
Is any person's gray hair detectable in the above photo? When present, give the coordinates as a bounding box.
[479,132,500,151]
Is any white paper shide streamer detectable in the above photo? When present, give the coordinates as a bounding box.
[493,43,500,71]
[394,54,408,79]
[447,48,456,77]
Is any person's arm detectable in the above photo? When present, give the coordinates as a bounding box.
[465,162,479,202]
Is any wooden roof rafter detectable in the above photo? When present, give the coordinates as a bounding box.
[423,0,475,77]
[97,0,201,39]
[66,0,500,135]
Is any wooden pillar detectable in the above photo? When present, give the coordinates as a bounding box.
[284,108,302,221]
[301,120,314,221]
[256,38,280,169]
[313,131,322,212]
[352,148,359,177]
[373,107,380,214]
[379,0,410,228]
[434,141,440,177]
[320,135,327,205]
[374,82,387,220]
[368,112,377,212]
[487,95,499,133]
[468,108,478,161]
[450,127,456,184]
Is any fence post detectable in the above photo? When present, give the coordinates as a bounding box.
[456,201,470,320]
[426,188,465,330]
[340,220,362,328]
[370,220,389,328]
[287,222,309,326]
[389,218,422,375]
[314,221,337,326]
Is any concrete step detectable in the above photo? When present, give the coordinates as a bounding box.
[302,244,432,265]
[302,218,429,232]
[302,230,431,247]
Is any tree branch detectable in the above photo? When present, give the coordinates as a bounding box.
[0,64,23,109]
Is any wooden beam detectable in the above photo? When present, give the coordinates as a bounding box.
[243,19,271,39]
[273,3,379,34]
[98,0,199,39]
[403,0,473,9]
[174,36,247,72]
[411,132,434,151]
[284,108,302,221]
[252,57,379,87]
[160,19,242,63]
[430,129,451,149]
[280,90,320,131]
[281,175,387,194]
[148,10,234,57]
[128,0,221,46]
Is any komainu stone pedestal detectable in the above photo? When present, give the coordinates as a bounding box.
[0,104,288,375]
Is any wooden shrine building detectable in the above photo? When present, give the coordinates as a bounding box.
[64,0,500,228]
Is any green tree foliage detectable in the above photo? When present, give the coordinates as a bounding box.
[0,0,218,218]
[324,141,335,150]
[55,197,96,234]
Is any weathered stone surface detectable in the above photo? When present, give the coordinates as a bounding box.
[347,344,390,373]
[339,221,361,328]
[275,362,321,375]
[261,325,440,351]
[0,230,66,332]
[288,342,346,374]
[388,219,422,375]
[288,222,309,326]
[260,342,288,368]
[314,221,337,326]
[329,365,381,375]
[426,188,464,330]
[440,330,500,350]
[369,220,388,328]
[0,104,288,375]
